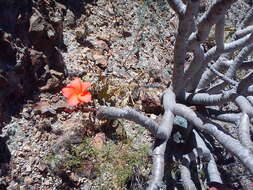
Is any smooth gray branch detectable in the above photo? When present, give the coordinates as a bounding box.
[235,95,253,117]
[238,113,253,152]
[215,14,225,52]
[147,89,176,190]
[207,63,238,86]
[198,32,253,89]
[96,106,162,139]
[239,7,253,29]
[147,139,168,190]
[180,154,197,190]
[167,0,186,16]
[193,130,222,183]
[172,0,200,99]
[226,43,253,79]
[188,0,237,51]
[236,25,253,39]
[174,104,253,174]
[185,89,236,105]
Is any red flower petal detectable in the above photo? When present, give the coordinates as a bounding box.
[81,82,91,91]
[62,87,76,98]
[78,92,92,103]
[62,78,92,106]
[67,95,80,106]
[69,78,82,92]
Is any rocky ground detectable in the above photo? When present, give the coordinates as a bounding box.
[0,0,252,190]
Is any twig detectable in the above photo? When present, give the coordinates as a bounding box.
[207,63,238,86]
[188,0,236,50]
[205,32,253,64]
[184,0,234,92]
[209,111,241,125]
[199,42,253,93]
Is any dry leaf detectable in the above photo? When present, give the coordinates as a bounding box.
[141,92,162,115]
[32,101,56,115]
[90,132,106,150]
[93,40,109,51]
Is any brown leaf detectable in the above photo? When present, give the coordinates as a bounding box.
[141,92,162,115]
[90,132,106,150]
[93,53,108,68]
[93,40,109,51]
[32,101,56,115]
[81,160,97,179]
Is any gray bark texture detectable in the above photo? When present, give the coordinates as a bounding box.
[96,0,253,189]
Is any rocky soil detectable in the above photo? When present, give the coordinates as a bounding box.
[0,0,252,190]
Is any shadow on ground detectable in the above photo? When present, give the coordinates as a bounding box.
[56,0,97,19]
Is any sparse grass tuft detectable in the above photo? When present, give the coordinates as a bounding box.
[46,129,151,189]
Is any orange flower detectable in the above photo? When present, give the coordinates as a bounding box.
[62,78,92,106]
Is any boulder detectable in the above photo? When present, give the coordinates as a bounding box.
[0,0,67,120]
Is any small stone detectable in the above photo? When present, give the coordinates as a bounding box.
[37,162,47,172]
[7,181,19,190]
[34,131,41,139]
[69,172,79,182]
[17,151,25,157]
[26,164,32,173]
[51,96,60,103]
[19,185,26,190]
[90,133,106,150]
[174,116,188,128]
[93,54,108,68]
[93,40,109,51]
[24,176,33,185]
[44,180,50,186]
[23,145,31,152]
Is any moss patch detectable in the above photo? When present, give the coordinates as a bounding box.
[47,134,151,189]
